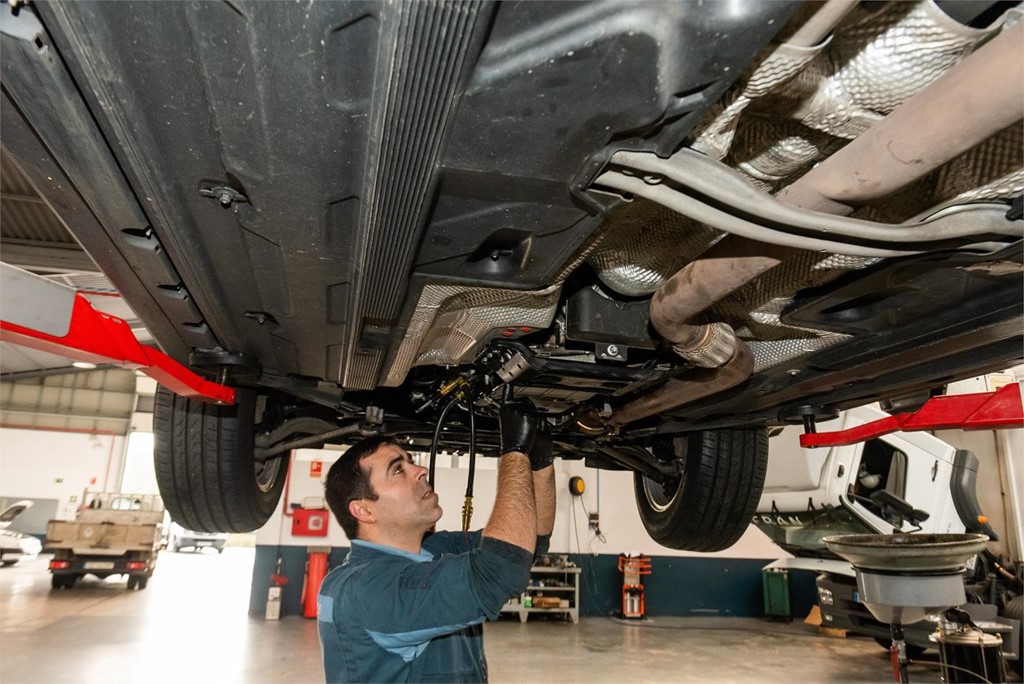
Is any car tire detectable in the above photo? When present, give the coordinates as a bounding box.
[1003,595,1023,677]
[127,575,138,590]
[633,428,768,552]
[154,386,287,533]
[50,574,65,590]
[137,575,149,590]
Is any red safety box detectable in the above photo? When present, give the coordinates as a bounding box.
[292,508,329,537]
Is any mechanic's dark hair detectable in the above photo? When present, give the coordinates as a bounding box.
[325,436,398,540]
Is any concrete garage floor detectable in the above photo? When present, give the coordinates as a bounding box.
[0,548,1015,684]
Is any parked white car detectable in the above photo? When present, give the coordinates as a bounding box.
[0,500,42,566]
[168,523,228,554]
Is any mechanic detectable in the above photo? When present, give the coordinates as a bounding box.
[318,400,556,683]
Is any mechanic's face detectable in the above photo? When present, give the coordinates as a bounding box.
[361,443,442,533]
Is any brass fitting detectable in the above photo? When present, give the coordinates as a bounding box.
[440,377,469,401]
[461,495,474,532]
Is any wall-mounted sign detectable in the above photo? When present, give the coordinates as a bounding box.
[310,461,323,477]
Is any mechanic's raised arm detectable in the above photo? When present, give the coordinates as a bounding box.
[531,428,556,553]
[481,401,538,554]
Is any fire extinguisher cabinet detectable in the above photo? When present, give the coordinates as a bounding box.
[618,554,652,619]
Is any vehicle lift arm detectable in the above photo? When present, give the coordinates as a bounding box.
[800,383,1023,448]
[0,263,234,404]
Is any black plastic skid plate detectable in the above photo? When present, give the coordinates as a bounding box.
[13,0,796,395]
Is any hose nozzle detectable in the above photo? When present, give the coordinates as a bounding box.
[461,495,474,533]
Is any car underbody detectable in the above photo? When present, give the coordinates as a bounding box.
[2,0,1021,547]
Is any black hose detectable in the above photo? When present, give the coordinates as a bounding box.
[428,398,459,488]
[465,400,477,497]
[463,399,478,539]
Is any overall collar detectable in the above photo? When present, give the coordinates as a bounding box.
[350,538,434,563]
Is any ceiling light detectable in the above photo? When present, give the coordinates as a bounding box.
[72,361,97,370]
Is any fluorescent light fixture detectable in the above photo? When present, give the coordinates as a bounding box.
[72,361,98,369]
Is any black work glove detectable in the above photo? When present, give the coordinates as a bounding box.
[530,424,554,471]
[499,399,539,457]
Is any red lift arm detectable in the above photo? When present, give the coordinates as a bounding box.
[1,263,234,404]
[800,382,1023,448]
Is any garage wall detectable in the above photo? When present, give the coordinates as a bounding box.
[253,448,782,556]
[0,427,125,522]
[249,446,787,618]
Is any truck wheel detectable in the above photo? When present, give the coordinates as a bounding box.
[127,576,138,590]
[50,575,66,590]
[137,576,149,590]
[1003,596,1023,677]
[633,428,768,552]
[154,386,286,533]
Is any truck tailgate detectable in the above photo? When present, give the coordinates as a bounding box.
[46,521,160,553]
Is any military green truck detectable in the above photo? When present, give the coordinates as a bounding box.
[46,493,164,591]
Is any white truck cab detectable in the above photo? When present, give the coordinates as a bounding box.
[755,406,1020,671]
[756,406,993,560]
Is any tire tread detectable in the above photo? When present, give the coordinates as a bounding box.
[634,427,768,552]
[153,387,284,533]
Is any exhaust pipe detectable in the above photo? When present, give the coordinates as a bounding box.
[609,342,754,428]
[609,20,1022,427]
[777,21,1024,214]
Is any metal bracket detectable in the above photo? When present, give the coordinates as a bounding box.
[198,183,249,208]
[594,444,678,483]
[0,263,234,404]
[800,383,1023,448]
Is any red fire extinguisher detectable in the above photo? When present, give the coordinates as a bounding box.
[303,546,330,619]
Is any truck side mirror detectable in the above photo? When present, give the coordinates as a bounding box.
[869,489,930,527]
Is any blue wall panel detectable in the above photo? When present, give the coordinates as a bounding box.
[249,545,818,620]
[249,545,349,617]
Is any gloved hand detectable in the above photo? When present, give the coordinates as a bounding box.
[530,424,554,471]
[499,399,539,457]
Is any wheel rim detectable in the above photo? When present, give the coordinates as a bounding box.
[642,438,685,513]
[254,456,283,493]
[642,474,681,513]
[252,395,285,494]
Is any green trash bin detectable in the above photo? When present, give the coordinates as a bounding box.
[762,568,791,621]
